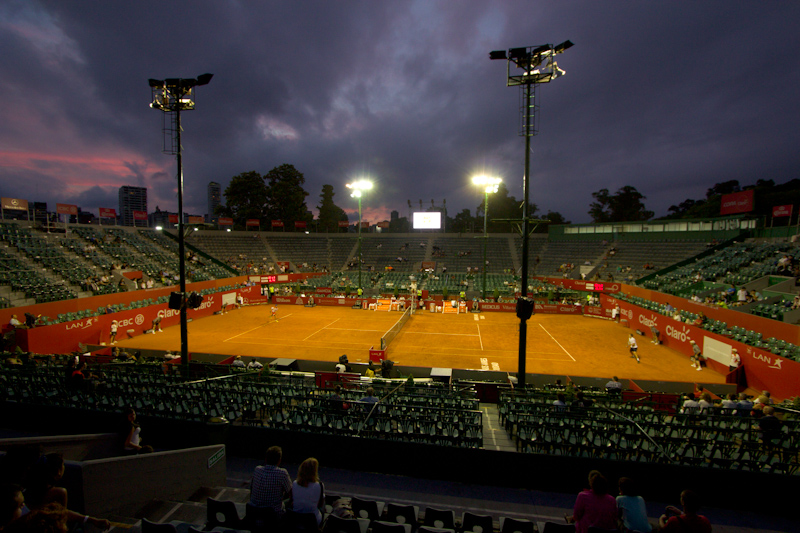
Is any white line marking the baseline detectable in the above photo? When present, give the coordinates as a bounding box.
[477,324,484,350]
[539,323,576,361]
[303,318,340,341]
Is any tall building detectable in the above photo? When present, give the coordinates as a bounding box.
[119,186,147,226]
[207,181,221,223]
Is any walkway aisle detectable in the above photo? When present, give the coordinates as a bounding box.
[481,403,516,452]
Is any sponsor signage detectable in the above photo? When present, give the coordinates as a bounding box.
[315,287,333,294]
[133,210,147,220]
[773,205,792,218]
[377,221,390,229]
[56,203,78,215]
[294,221,307,229]
[246,219,260,227]
[720,189,754,215]
[207,447,225,469]
[99,207,117,218]
[360,221,369,229]
[533,277,621,294]
[338,221,350,228]
[1,197,28,211]
[188,215,204,224]
[168,214,179,224]
[271,220,284,227]
[218,217,233,225]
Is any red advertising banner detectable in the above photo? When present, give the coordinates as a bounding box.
[1,197,28,211]
[246,219,260,227]
[271,220,284,227]
[99,207,117,218]
[168,214,179,224]
[720,189,754,215]
[133,210,147,220]
[188,215,204,224]
[377,221,390,228]
[56,203,78,215]
[218,217,233,225]
[773,205,793,218]
[360,221,369,229]
[338,221,350,228]
[533,277,622,294]
[294,221,307,228]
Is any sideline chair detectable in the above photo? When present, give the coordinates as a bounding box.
[207,498,243,530]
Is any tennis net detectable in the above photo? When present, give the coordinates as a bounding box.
[380,307,412,351]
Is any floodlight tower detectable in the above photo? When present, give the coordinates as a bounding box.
[472,175,502,300]
[346,179,373,294]
[490,40,572,388]
[148,73,213,368]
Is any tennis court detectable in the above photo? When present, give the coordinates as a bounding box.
[116,303,727,384]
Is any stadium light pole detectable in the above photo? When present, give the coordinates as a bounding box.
[472,175,502,300]
[490,40,572,388]
[346,179,373,294]
[148,73,213,369]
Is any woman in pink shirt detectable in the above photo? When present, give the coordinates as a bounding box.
[568,470,618,533]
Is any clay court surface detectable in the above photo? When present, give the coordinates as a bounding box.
[116,304,726,384]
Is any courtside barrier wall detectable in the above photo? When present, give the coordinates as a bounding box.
[600,293,800,399]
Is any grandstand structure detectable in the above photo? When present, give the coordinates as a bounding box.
[2,215,800,529]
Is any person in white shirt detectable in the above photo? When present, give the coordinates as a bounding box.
[628,334,640,363]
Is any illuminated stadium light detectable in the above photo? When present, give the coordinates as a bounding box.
[148,73,213,368]
[490,40,572,388]
[346,179,373,293]
[472,175,502,299]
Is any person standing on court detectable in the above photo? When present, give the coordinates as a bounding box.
[250,446,292,515]
[628,334,640,363]
[109,320,118,345]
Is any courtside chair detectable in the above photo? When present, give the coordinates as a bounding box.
[206,498,244,530]
[385,504,418,531]
[372,521,410,533]
[422,508,455,531]
[244,503,278,533]
[499,517,535,533]
[351,497,385,524]
[323,514,366,533]
[461,513,494,533]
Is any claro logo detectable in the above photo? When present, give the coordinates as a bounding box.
[665,323,691,342]
[638,314,658,328]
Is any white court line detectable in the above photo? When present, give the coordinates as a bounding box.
[477,324,484,351]
[405,331,479,337]
[325,327,386,332]
[223,323,268,342]
[303,318,340,341]
[539,323,576,361]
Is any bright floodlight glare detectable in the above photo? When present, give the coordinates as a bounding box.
[155,225,163,231]
[226,228,231,232]
[472,175,502,193]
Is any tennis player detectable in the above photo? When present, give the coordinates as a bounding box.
[628,334,640,363]
[270,305,278,321]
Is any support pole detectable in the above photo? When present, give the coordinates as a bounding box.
[517,82,533,389]
[176,105,189,369]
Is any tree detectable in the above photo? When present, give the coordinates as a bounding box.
[388,216,410,233]
[450,208,476,233]
[317,184,348,233]
[705,180,740,199]
[589,185,653,223]
[265,164,311,230]
[477,182,537,233]
[220,171,269,228]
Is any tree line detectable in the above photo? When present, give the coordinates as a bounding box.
[216,164,800,232]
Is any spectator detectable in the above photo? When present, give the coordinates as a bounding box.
[568,470,617,533]
[736,393,753,416]
[289,458,325,525]
[8,315,21,328]
[250,446,292,515]
[659,490,711,533]
[605,376,623,395]
[232,356,246,370]
[729,349,741,372]
[122,408,152,454]
[553,393,567,412]
[681,393,699,414]
[247,358,264,371]
[616,477,652,533]
[360,387,379,405]
[720,393,738,411]
[573,391,594,409]
[697,392,714,413]
[0,483,26,530]
[3,503,68,533]
[756,406,782,445]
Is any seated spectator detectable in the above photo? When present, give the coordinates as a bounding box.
[231,356,246,370]
[122,408,152,454]
[247,358,264,371]
[720,393,738,411]
[681,393,699,414]
[756,406,783,444]
[568,470,617,533]
[697,392,714,413]
[736,393,753,416]
[605,376,623,395]
[0,483,26,530]
[659,490,711,533]
[572,391,594,409]
[553,393,567,412]
[616,477,652,533]
[250,446,292,515]
[289,458,325,525]
[360,387,379,405]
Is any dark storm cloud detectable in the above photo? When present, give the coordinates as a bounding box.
[1,1,798,223]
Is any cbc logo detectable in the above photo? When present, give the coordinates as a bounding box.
[134,314,144,325]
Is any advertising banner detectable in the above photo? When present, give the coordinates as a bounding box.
[1,197,28,211]
[773,205,792,218]
[720,189,754,215]
[377,221,390,228]
[133,210,147,220]
[56,203,78,215]
[246,219,260,227]
[271,220,284,227]
[360,221,369,229]
[168,214,179,224]
[99,207,117,218]
[294,221,307,228]
[533,277,622,294]
[338,221,350,228]
[188,216,204,224]
[218,217,233,225]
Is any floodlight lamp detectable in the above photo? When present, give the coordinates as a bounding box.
[350,190,362,199]
[508,47,527,59]
[226,228,231,232]
[196,73,214,86]
[148,79,164,88]
[489,50,507,60]
[554,40,574,53]
[531,44,551,57]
